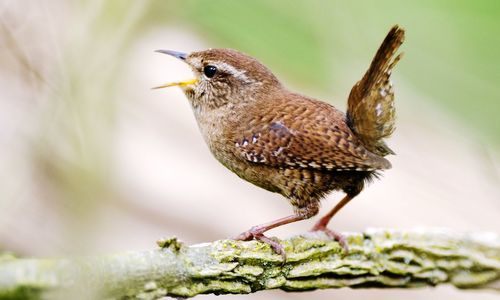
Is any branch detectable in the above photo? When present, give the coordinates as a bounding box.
[1,228,499,299]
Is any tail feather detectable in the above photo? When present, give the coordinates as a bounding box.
[347,25,405,157]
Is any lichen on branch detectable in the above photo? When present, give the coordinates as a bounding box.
[1,229,499,299]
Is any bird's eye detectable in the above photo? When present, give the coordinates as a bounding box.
[203,65,217,78]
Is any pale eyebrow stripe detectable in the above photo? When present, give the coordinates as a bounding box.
[213,61,255,84]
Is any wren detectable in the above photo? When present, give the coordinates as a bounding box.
[154,25,405,257]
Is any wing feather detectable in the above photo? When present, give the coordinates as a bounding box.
[232,99,391,171]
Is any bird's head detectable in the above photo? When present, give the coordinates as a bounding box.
[154,48,281,110]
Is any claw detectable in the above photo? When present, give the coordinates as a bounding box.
[234,230,253,241]
[311,226,349,253]
[235,227,286,260]
[255,234,286,261]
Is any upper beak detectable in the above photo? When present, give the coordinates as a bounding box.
[155,49,187,61]
[153,49,198,89]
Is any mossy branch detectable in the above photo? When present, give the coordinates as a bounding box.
[1,229,500,299]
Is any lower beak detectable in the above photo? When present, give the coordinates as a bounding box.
[152,78,198,90]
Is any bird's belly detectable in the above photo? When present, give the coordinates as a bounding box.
[209,147,278,191]
[211,149,375,208]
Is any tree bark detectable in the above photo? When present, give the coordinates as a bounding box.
[1,228,499,299]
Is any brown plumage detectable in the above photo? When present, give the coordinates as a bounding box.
[155,25,405,258]
[348,26,404,156]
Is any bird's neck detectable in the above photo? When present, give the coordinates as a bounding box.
[191,101,240,156]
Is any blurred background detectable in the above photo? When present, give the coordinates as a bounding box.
[1,0,499,299]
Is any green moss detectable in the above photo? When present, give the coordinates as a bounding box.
[156,236,183,253]
[169,280,251,297]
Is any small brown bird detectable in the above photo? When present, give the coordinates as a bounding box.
[154,25,405,257]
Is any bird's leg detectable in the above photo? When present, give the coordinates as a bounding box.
[235,203,319,259]
[310,193,356,251]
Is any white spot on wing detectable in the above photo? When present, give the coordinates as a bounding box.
[379,88,387,97]
[273,147,285,156]
[309,162,320,168]
[375,102,383,117]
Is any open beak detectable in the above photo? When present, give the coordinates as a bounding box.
[153,49,198,89]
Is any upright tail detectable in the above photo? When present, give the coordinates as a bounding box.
[347,25,405,157]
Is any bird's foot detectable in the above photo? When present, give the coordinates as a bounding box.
[235,227,286,260]
[310,225,349,253]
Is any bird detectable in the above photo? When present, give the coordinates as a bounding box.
[153,25,405,257]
